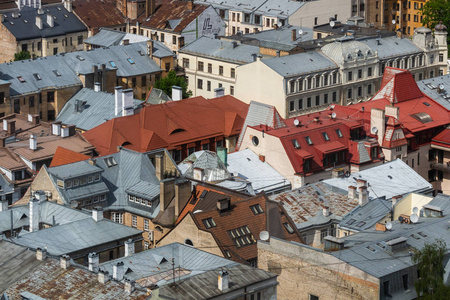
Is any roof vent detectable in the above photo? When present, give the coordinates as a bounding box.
[386,236,408,252]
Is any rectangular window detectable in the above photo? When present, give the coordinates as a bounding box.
[348,71,353,81]
[231,68,235,78]
[80,177,87,185]
[202,217,216,228]
[347,89,352,99]
[208,63,212,73]
[144,219,149,231]
[172,35,177,45]
[141,75,146,87]
[230,86,234,95]
[95,174,101,181]
[336,129,343,137]
[160,33,165,42]
[112,212,123,224]
[322,132,330,141]
[383,281,390,296]
[307,97,311,107]
[219,66,223,76]
[305,136,313,145]
[332,92,337,102]
[144,241,150,250]
[403,274,409,290]
[202,143,210,151]
[320,229,328,243]
[324,94,328,104]
[358,86,362,97]
[315,95,320,106]
[47,91,55,102]
[439,53,444,62]
[207,81,211,91]
[165,62,170,72]
[289,101,295,112]
[132,215,137,227]
[250,204,264,215]
[77,36,83,45]
[29,96,35,107]
[298,98,303,109]
[198,61,204,71]
[358,69,362,79]
[198,79,203,89]
[368,84,372,95]
[183,58,190,68]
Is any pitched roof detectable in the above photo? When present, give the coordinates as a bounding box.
[49,146,91,167]
[417,74,450,110]
[140,0,208,32]
[1,5,87,41]
[72,0,127,30]
[83,96,248,155]
[432,127,450,149]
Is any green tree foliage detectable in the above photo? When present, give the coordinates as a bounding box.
[412,239,450,298]
[154,70,192,99]
[14,50,31,61]
[420,0,450,48]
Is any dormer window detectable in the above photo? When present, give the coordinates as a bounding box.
[80,177,87,185]
[94,174,101,181]
[88,175,93,183]
[65,180,72,188]
[202,217,216,229]
[104,157,117,167]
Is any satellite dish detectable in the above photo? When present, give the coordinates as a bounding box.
[331,112,337,119]
[259,231,269,241]
[293,119,300,126]
[392,19,396,25]
[398,216,404,223]
[277,22,282,27]
[439,83,445,90]
[330,104,335,110]
[410,214,419,223]
[371,126,378,134]
[412,207,418,214]
[298,29,303,35]
[386,222,392,230]
[70,201,78,208]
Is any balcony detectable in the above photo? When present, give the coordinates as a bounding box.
[430,162,450,172]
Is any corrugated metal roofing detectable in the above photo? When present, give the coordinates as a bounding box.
[126,180,160,200]
[48,160,103,179]
[84,27,125,47]
[360,36,422,59]
[417,74,450,110]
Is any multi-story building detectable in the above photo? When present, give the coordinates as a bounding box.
[236,26,448,118]
[0,4,88,63]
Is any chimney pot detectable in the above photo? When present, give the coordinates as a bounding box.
[94,82,101,92]
[92,207,103,222]
[172,86,183,101]
[36,247,47,261]
[88,252,100,272]
[218,270,229,291]
[124,239,135,257]
[123,39,129,45]
[60,254,71,269]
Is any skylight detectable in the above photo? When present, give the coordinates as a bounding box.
[228,226,255,248]
[17,76,26,83]
[109,61,117,68]
[292,139,300,149]
[250,204,264,215]
[356,221,366,228]
[322,132,330,141]
[53,70,61,77]
[346,219,356,225]
[127,58,135,64]
[202,217,216,229]
[305,136,313,145]
[76,55,85,61]
[33,73,42,81]
[283,222,294,234]
[336,129,343,138]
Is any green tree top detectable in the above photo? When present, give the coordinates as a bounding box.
[14,50,31,61]
[154,70,192,99]
[420,0,450,30]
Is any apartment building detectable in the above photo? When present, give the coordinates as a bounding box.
[0,4,88,63]
[236,26,448,118]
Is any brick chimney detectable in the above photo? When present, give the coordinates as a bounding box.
[187,0,194,10]
[145,0,156,17]
[358,186,369,206]
[98,270,110,284]
[348,186,356,200]
[88,252,99,272]
[60,254,71,269]
[160,178,175,212]
[29,134,37,151]
[7,120,15,135]
[124,239,135,257]
[113,262,125,281]
[292,29,296,41]
[175,180,191,217]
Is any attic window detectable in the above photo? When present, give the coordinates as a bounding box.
[170,128,185,134]
[418,231,427,237]
[366,246,376,252]
[423,102,431,106]
[76,55,85,61]
[104,156,117,167]
[356,221,366,228]
[283,222,295,234]
[109,61,117,68]
[322,132,330,141]
[250,204,264,215]
[292,139,300,149]
[411,112,432,124]
[202,217,216,229]
[346,219,356,225]
[127,58,135,64]
[138,50,145,56]
[376,242,386,249]
[410,234,420,240]
[336,129,343,138]
[53,70,61,77]
[17,76,26,83]
[224,250,232,258]
[305,136,313,145]
[228,225,255,248]
[33,73,42,81]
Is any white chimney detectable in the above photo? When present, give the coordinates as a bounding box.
[385,105,400,120]
[359,186,369,206]
[218,270,229,291]
[113,262,125,281]
[52,122,61,135]
[94,82,101,92]
[88,252,100,273]
[63,0,73,12]
[0,198,8,211]
[214,87,225,98]
[28,114,33,122]
[391,195,402,209]
[348,186,356,200]
[98,270,110,284]
[193,167,204,181]
[29,134,37,150]
[172,86,183,101]
[92,207,103,222]
[36,247,47,261]
[60,254,71,269]
[124,279,135,294]
[122,89,134,116]
[124,239,135,257]
[115,86,123,116]
[61,127,69,138]
[323,206,330,217]
[47,14,54,28]
[36,16,43,30]
[29,197,39,232]
[3,119,7,131]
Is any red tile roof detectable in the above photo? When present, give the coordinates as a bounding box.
[83,96,249,156]
[139,0,208,33]
[49,146,91,167]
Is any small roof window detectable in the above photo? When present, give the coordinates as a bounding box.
[53,70,61,77]
[127,58,135,64]
[305,136,313,145]
[322,132,330,141]
[33,73,42,81]
[76,55,85,61]
[104,156,117,167]
[250,204,264,215]
[202,217,216,229]
[336,129,343,138]
[292,139,300,149]
[109,61,117,68]
[283,222,294,234]
[17,76,26,83]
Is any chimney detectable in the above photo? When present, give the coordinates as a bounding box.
[60,254,71,269]
[98,270,110,284]
[61,126,69,138]
[63,0,73,12]
[292,29,296,41]
[2,119,7,131]
[232,41,238,49]
[251,53,257,62]
[36,16,43,30]
[257,54,262,61]
[115,86,123,116]
[88,158,96,166]
[175,180,191,217]
[391,195,402,209]
[160,178,175,212]
[31,114,39,125]
[348,186,356,200]
[217,197,230,212]
[187,0,193,10]
[68,125,76,136]
[193,167,204,181]
[214,87,225,98]
[145,0,156,17]
[28,114,33,122]
[123,39,130,46]
[155,154,163,180]
[0,198,8,211]
[259,155,265,162]
[34,190,46,202]
[385,105,399,120]
[323,206,330,217]
[124,239,135,257]
[36,247,47,261]
[331,168,344,178]
[358,186,369,206]
[146,40,154,57]
[355,179,367,188]
[370,108,385,145]
[122,89,134,117]
[112,262,125,281]
[94,82,101,92]
[93,65,99,84]
[276,50,280,57]
[29,197,39,232]
[52,121,61,135]
[376,222,387,231]
[100,64,106,91]
[218,270,229,291]
[124,278,135,294]
[7,120,15,134]
[92,207,103,222]
[47,14,54,28]
[88,252,100,272]
[172,86,183,101]
[29,134,37,150]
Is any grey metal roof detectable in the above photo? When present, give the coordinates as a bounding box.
[179,36,260,64]
[180,150,232,182]
[0,55,82,96]
[321,38,374,65]
[61,181,110,201]
[55,88,143,131]
[1,5,87,41]
[48,160,103,179]
[262,50,338,77]
[323,159,433,201]
[339,196,392,231]
[360,36,422,59]
[12,217,142,256]
[99,242,235,285]
[357,141,371,164]
[244,25,313,50]
[194,0,305,18]
[417,75,450,110]
[63,42,162,77]
[126,180,160,200]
